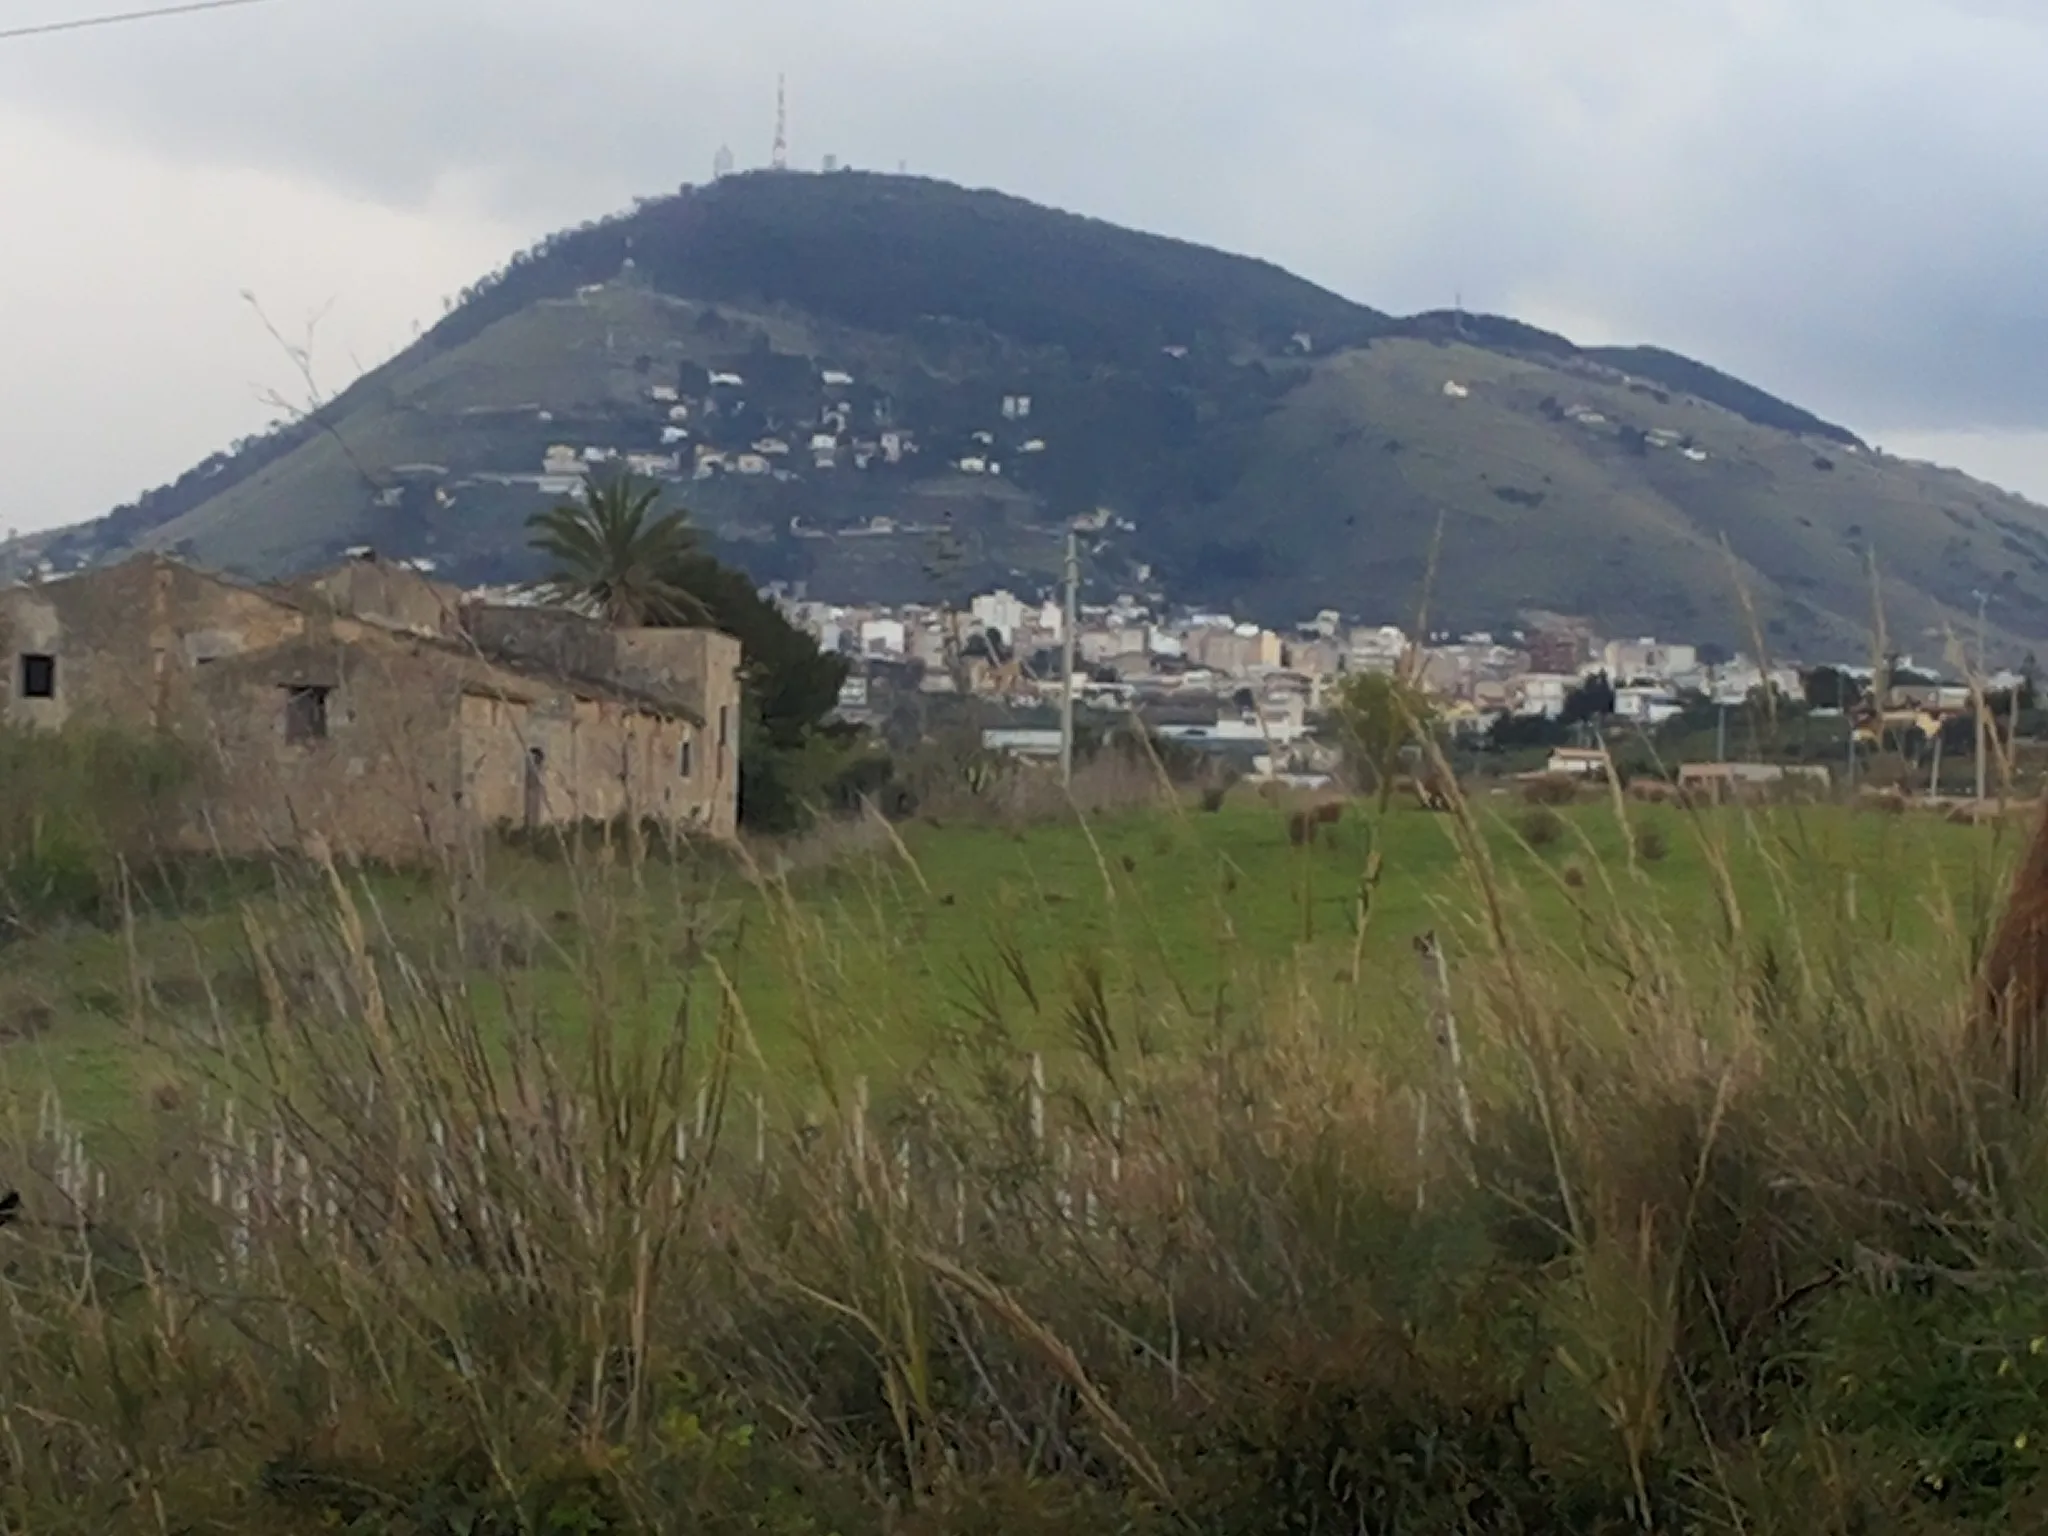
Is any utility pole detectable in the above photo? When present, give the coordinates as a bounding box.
[1975,588,1990,804]
[1059,527,1079,789]
[1715,702,1727,764]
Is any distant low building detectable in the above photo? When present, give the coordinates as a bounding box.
[971,589,1028,641]
[1544,746,1611,778]
[982,727,1063,758]
[860,618,907,656]
[1614,685,1684,725]
[1604,638,1698,681]
[832,675,872,722]
[1517,673,1583,717]
[1678,762,1831,797]
[1526,627,1591,675]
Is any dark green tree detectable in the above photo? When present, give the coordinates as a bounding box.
[1561,671,1617,724]
[657,555,863,831]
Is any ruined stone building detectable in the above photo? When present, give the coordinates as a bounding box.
[0,553,742,860]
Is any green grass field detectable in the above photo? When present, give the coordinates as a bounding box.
[2,794,2019,1131]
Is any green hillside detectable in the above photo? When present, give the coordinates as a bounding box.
[13,170,2048,655]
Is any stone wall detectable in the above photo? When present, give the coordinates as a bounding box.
[614,627,743,837]
[463,606,742,839]
[3,555,741,857]
[186,629,723,859]
[289,559,465,639]
[0,555,306,733]
[460,605,617,689]
[188,633,470,862]
[457,690,706,835]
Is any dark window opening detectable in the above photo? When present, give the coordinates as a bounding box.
[717,704,729,748]
[679,739,694,777]
[19,654,55,700]
[284,685,330,743]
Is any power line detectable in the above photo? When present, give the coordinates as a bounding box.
[0,0,273,43]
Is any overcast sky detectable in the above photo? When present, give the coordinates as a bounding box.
[4,0,2048,539]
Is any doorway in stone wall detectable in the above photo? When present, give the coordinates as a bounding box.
[524,747,546,832]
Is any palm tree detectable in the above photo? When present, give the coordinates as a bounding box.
[526,471,701,625]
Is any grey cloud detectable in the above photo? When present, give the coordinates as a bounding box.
[3,0,2047,436]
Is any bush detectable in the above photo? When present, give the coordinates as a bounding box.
[1522,773,1582,806]
[1519,806,1566,849]
[1634,824,1670,862]
[1199,784,1231,814]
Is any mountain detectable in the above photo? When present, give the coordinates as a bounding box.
[15,170,2048,658]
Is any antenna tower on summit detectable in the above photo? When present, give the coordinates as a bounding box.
[772,74,789,170]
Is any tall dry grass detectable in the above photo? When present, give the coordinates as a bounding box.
[0,724,196,933]
[2,788,2046,1533]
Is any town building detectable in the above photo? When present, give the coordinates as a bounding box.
[1526,627,1592,676]
[1603,638,1698,682]
[970,589,1030,644]
[1545,746,1611,778]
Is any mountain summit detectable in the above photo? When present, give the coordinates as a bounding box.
[20,171,2048,655]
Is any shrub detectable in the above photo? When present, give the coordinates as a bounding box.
[1199,784,1231,814]
[1634,824,1670,863]
[1519,806,1566,849]
[1522,773,1582,806]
